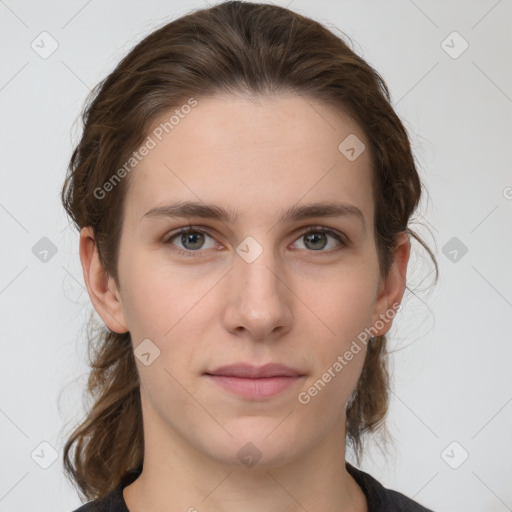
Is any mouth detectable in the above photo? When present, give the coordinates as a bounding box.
[204,362,306,399]
[204,374,305,399]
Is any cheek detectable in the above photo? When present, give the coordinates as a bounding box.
[119,256,217,340]
[123,265,213,407]
[300,261,379,340]
[295,261,378,401]
[298,278,373,411]
[120,260,221,393]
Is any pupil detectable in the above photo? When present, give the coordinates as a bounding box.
[305,232,326,250]
[182,232,204,250]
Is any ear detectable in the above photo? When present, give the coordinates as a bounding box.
[79,226,129,333]
[370,232,410,336]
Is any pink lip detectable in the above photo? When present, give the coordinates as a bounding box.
[206,363,303,378]
[205,375,304,399]
[204,363,305,399]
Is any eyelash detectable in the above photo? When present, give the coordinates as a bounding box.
[163,225,348,258]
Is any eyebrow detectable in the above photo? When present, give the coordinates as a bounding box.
[142,200,366,232]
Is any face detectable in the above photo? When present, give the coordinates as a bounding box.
[81,93,409,470]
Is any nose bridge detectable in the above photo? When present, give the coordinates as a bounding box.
[235,237,282,302]
[228,234,291,336]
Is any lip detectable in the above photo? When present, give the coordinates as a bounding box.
[205,363,304,378]
[204,363,306,399]
[205,374,304,399]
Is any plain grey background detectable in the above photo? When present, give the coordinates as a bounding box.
[1,1,511,511]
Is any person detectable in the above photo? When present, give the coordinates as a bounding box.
[61,1,438,511]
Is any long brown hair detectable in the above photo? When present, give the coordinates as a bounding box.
[61,0,438,501]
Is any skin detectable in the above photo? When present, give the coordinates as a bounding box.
[80,93,410,512]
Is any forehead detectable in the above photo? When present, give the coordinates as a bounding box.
[123,93,374,226]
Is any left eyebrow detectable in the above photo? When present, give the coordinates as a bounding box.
[141,200,367,233]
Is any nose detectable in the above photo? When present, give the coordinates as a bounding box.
[222,246,293,341]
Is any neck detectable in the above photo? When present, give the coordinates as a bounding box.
[123,404,367,512]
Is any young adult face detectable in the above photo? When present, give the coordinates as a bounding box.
[80,92,409,493]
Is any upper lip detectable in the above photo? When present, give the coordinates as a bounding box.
[205,363,304,378]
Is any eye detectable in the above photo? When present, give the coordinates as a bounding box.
[292,226,347,252]
[164,226,217,256]
[163,225,348,257]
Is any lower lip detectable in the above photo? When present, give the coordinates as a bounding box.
[205,374,304,399]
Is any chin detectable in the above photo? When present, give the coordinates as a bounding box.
[199,426,307,470]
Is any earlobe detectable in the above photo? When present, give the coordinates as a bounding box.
[79,226,129,334]
[371,232,411,335]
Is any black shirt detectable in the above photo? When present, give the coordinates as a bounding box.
[71,462,435,511]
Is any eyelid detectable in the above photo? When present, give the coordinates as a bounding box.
[294,225,348,248]
[163,224,349,256]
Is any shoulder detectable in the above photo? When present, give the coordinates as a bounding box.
[67,466,142,512]
[346,462,436,512]
[68,486,125,512]
[67,480,131,512]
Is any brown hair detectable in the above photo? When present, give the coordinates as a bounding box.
[61,0,438,501]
